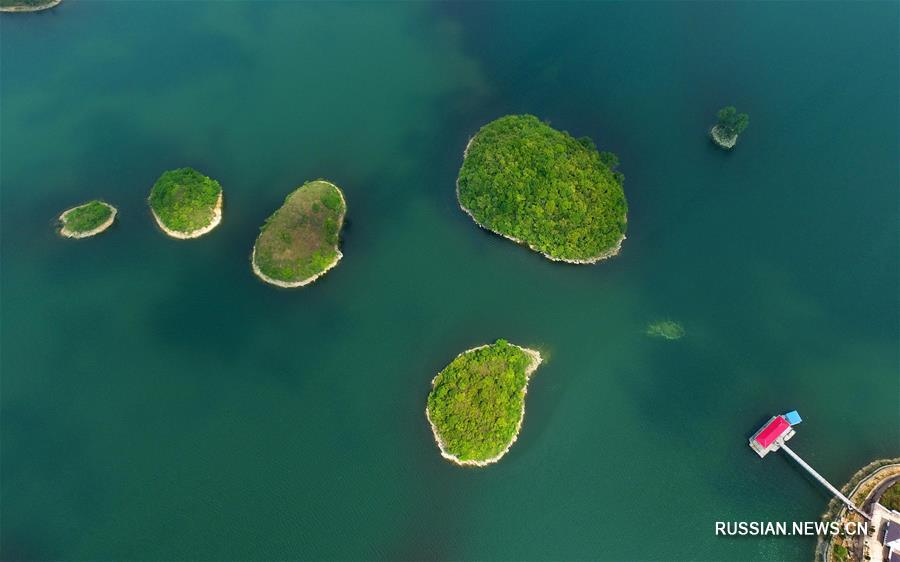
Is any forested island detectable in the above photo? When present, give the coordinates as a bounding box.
[0,0,62,12]
[251,180,346,288]
[58,200,117,239]
[710,106,750,149]
[148,167,223,239]
[426,339,543,467]
[457,114,627,263]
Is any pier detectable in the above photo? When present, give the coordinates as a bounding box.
[749,411,869,520]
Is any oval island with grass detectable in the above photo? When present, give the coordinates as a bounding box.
[148,167,223,239]
[58,200,117,239]
[426,339,543,467]
[251,180,346,288]
[457,114,627,263]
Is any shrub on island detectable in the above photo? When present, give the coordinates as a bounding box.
[58,200,116,238]
[710,106,749,149]
[457,114,627,263]
[251,180,346,288]
[148,167,223,238]
[426,339,543,466]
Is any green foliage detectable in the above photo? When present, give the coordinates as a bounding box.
[148,167,221,233]
[716,106,750,138]
[253,180,346,283]
[61,201,113,233]
[880,482,900,511]
[458,115,627,261]
[832,544,848,562]
[427,340,537,462]
[646,320,685,340]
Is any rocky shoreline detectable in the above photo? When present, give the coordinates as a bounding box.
[0,0,62,12]
[709,125,738,149]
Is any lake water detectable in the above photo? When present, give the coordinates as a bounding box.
[1,2,897,560]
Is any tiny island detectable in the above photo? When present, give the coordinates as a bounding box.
[0,0,62,12]
[710,106,750,150]
[58,200,117,239]
[251,179,347,288]
[148,167,223,239]
[426,339,543,467]
[457,114,627,264]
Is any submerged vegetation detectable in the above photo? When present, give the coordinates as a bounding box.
[58,200,116,238]
[252,180,346,286]
[149,167,222,235]
[457,114,627,263]
[646,320,685,340]
[426,339,542,465]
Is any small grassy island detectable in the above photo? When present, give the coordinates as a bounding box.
[457,114,628,263]
[148,167,223,239]
[58,200,117,239]
[646,320,685,340]
[0,0,62,12]
[251,180,346,288]
[426,339,543,467]
[710,106,750,150]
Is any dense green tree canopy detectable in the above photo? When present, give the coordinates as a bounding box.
[716,106,750,138]
[148,167,222,233]
[60,200,113,233]
[252,180,346,284]
[457,115,627,262]
[427,339,539,463]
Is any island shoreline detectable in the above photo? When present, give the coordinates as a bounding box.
[151,191,223,239]
[457,136,625,264]
[709,125,737,149]
[0,0,62,12]
[58,202,117,239]
[426,343,543,468]
[250,181,346,288]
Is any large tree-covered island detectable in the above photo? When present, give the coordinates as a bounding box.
[58,200,117,239]
[148,167,223,239]
[457,114,627,263]
[251,180,347,288]
[426,339,543,467]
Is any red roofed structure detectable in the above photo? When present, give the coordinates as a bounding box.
[749,415,795,457]
[755,416,790,448]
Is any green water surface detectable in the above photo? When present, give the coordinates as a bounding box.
[1,2,897,560]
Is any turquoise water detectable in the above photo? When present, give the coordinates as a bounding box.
[1,2,897,560]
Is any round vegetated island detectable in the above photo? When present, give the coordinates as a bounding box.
[148,167,223,239]
[58,200,117,239]
[426,339,543,467]
[251,180,347,288]
[457,114,628,263]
